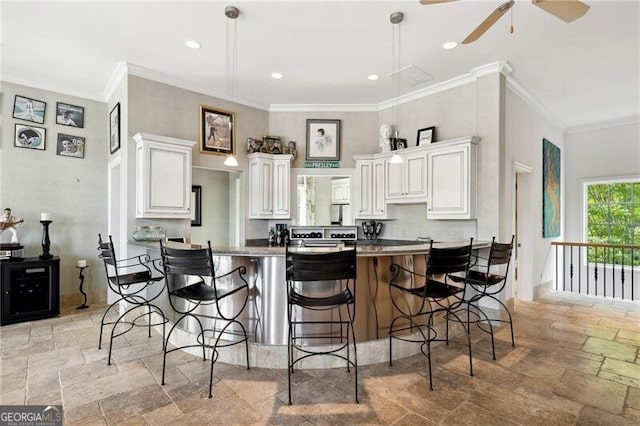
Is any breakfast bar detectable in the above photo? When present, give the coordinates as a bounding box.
[139,239,488,368]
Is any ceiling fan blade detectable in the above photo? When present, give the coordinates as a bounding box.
[532,0,590,23]
[420,0,457,4]
[462,0,515,45]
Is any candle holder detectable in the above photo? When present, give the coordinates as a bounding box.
[39,220,53,259]
[75,266,89,309]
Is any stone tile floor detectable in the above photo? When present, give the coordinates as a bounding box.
[0,291,639,425]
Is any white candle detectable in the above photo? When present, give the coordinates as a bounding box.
[77,259,87,268]
[40,212,52,221]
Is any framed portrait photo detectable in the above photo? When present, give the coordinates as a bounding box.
[56,102,84,128]
[56,133,85,158]
[306,119,341,161]
[13,95,46,124]
[200,105,234,155]
[109,103,121,154]
[416,126,436,146]
[15,124,46,150]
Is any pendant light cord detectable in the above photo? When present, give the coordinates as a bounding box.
[391,12,403,138]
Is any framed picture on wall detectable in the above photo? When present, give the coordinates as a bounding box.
[56,133,85,158]
[416,126,436,146]
[306,119,340,161]
[109,103,121,154]
[56,102,84,128]
[191,185,202,227]
[200,105,234,155]
[14,124,46,150]
[13,95,46,124]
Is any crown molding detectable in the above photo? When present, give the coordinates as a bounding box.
[505,77,567,132]
[272,61,514,113]
[102,62,128,101]
[102,62,271,111]
[269,104,379,112]
[2,76,103,102]
[567,115,640,134]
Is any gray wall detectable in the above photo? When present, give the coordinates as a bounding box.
[2,68,594,305]
[123,75,271,242]
[1,81,109,304]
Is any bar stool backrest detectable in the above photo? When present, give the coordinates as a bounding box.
[286,246,357,282]
[159,241,215,292]
[427,239,474,277]
[482,235,515,284]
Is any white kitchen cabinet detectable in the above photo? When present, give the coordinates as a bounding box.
[354,157,393,219]
[427,139,478,219]
[385,150,428,203]
[248,153,292,219]
[134,133,195,219]
[331,177,351,204]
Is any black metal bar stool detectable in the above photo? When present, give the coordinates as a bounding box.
[285,243,358,404]
[97,234,167,365]
[388,238,474,390]
[159,240,250,398]
[449,235,515,359]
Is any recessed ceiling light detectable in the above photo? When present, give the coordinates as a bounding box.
[185,40,201,49]
[368,74,380,81]
[271,72,284,79]
[442,41,458,50]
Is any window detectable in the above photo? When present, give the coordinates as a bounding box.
[585,180,640,265]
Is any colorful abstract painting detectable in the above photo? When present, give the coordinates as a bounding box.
[543,138,561,237]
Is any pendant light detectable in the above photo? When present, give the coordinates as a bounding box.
[389,11,404,165]
[223,5,239,167]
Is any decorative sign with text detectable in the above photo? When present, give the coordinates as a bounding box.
[304,161,339,168]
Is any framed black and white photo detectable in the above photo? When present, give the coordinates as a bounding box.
[417,126,436,146]
[15,124,46,150]
[306,119,340,161]
[200,105,234,155]
[13,95,46,124]
[110,103,121,154]
[56,133,85,158]
[56,102,84,128]
[191,185,202,227]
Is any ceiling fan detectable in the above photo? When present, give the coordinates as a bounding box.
[420,0,590,44]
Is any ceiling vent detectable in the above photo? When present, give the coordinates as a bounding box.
[387,65,433,87]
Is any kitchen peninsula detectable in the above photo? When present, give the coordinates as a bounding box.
[136,236,488,368]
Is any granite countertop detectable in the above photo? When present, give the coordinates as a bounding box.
[132,239,489,257]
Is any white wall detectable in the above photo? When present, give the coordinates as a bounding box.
[504,84,566,300]
[1,81,109,303]
[565,122,640,242]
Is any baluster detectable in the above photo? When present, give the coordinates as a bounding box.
[587,244,590,295]
[603,246,607,298]
[593,247,598,296]
[612,251,616,299]
[578,244,582,295]
[621,266,625,300]
[556,246,558,291]
[569,245,574,293]
[632,246,635,301]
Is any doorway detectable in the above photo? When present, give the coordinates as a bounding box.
[514,161,533,301]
